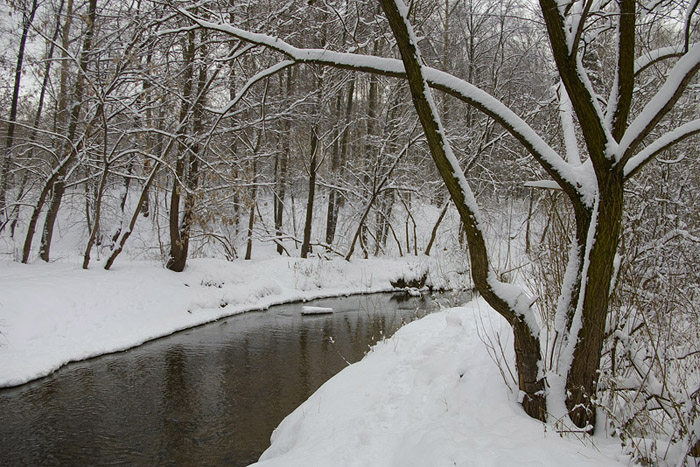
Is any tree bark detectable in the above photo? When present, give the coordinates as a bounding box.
[166,27,197,272]
[83,144,110,269]
[379,0,546,420]
[1,0,39,219]
[325,76,355,245]
[425,200,449,256]
[244,159,257,261]
[39,0,97,262]
[301,131,319,259]
[104,162,162,270]
[274,69,293,254]
[565,174,624,429]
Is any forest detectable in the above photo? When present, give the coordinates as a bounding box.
[1,0,699,464]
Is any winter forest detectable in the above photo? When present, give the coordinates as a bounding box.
[1,0,699,465]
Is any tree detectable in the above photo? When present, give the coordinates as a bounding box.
[21,0,99,263]
[182,0,700,431]
[166,25,207,272]
[0,0,39,224]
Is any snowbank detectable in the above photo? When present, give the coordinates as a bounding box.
[253,300,627,466]
[1,255,629,465]
[0,256,426,388]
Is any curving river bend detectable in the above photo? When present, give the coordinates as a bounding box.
[0,291,467,466]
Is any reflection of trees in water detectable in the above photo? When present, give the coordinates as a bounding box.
[162,344,195,464]
[299,327,309,395]
[0,292,462,466]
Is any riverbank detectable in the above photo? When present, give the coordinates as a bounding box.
[0,255,630,465]
[0,256,436,388]
[253,299,629,466]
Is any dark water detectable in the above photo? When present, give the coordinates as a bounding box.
[0,291,467,466]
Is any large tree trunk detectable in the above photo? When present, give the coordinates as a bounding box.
[166,157,186,270]
[565,175,624,429]
[379,0,546,420]
[537,0,636,430]
[38,178,66,262]
[22,168,62,263]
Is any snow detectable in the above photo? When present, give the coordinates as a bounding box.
[623,118,700,177]
[301,305,334,315]
[524,180,563,190]
[617,42,700,161]
[179,9,591,198]
[0,249,629,464]
[557,82,581,166]
[253,300,627,466]
[634,44,687,74]
[0,256,424,388]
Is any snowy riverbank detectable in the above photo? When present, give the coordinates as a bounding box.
[0,256,629,465]
[0,256,430,388]
[253,300,628,466]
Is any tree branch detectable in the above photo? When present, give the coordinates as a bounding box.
[617,43,700,167]
[539,0,612,169]
[623,119,700,179]
[610,0,636,142]
[178,7,588,204]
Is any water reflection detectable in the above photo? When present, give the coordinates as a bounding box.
[0,291,469,466]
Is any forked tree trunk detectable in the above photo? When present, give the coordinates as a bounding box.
[39,179,66,262]
[379,0,546,420]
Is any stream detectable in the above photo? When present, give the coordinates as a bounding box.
[0,291,468,466]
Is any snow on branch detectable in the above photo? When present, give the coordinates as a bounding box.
[208,60,294,116]
[617,43,700,162]
[635,44,688,75]
[623,119,700,178]
[177,8,589,202]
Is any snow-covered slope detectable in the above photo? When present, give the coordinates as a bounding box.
[0,256,425,388]
[254,300,628,466]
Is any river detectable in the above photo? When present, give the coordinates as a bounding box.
[0,291,467,466]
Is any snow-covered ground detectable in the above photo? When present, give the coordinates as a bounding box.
[0,255,430,388]
[0,193,630,465]
[253,299,628,466]
[1,254,629,465]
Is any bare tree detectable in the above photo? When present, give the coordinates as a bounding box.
[182,0,700,431]
[0,0,39,223]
